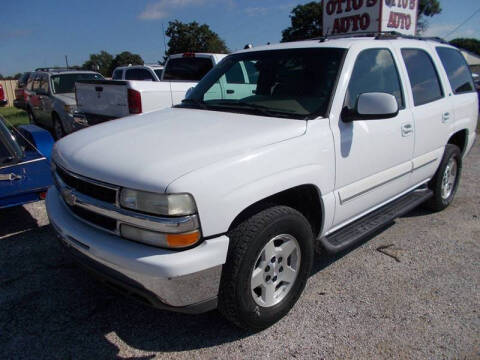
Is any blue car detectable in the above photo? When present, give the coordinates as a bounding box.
[0,115,54,208]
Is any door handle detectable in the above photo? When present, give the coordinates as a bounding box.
[0,173,22,181]
[442,112,450,123]
[226,89,234,94]
[401,123,413,137]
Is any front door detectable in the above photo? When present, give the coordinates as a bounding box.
[330,46,415,229]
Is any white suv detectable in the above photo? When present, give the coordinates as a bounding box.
[47,34,478,330]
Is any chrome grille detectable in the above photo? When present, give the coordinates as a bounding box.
[53,163,200,236]
[55,165,118,204]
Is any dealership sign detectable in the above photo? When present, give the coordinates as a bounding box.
[323,0,419,36]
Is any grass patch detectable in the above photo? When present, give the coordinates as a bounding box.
[0,107,29,128]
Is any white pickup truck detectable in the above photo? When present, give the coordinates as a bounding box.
[73,53,226,128]
[47,35,477,330]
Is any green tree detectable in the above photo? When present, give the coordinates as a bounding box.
[449,38,480,56]
[165,20,228,57]
[280,0,442,41]
[83,51,114,76]
[13,73,22,79]
[0,74,3,80]
[109,51,144,75]
[417,0,442,33]
[281,2,323,42]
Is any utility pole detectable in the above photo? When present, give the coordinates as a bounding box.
[65,55,69,69]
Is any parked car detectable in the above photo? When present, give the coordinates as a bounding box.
[473,73,480,110]
[25,68,104,139]
[0,115,54,208]
[112,64,164,81]
[73,53,226,128]
[13,72,33,110]
[0,84,7,107]
[47,36,478,330]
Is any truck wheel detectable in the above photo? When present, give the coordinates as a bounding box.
[424,144,462,211]
[53,115,65,140]
[218,206,314,330]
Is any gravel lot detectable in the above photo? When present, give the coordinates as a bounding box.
[1,142,479,360]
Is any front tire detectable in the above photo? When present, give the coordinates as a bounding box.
[218,206,314,330]
[53,114,65,140]
[424,144,462,211]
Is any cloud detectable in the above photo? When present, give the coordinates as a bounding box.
[423,23,477,40]
[138,0,216,20]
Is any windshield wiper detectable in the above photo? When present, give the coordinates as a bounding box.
[179,98,208,110]
[208,101,302,118]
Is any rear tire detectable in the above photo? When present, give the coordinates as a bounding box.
[423,144,462,211]
[218,206,314,330]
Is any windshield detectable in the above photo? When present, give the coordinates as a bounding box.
[51,73,104,94]
[180,48,346,119]
[0,118,23,165]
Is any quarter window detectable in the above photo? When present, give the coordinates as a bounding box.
[345,49,404,111]
[401,49,443,106]
[436,47,474,94]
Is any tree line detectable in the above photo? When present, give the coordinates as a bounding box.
[3,0,479,79]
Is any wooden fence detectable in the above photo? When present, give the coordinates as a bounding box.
[0,80,18,107]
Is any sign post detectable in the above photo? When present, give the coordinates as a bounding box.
[323,0,419,36]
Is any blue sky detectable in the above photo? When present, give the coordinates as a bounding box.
[1,0,479,76]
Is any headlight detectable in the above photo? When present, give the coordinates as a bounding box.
[120,224,200,249]
[120,189,197,216]
[64,104,77,114]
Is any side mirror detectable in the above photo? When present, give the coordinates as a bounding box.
[343,92,399,121]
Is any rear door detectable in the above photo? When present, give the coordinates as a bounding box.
[399,47,453,185]
[330,46,415,228]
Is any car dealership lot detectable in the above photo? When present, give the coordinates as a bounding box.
[1,142,479,359]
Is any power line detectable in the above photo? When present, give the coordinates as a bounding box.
[443,7,480,39]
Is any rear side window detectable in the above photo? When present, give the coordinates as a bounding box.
[112,69,123,80]
[436,47,474,94]
[401,49,443,106]
[345,49,404,110]
[163,57,213,81]
[125,68,155,81]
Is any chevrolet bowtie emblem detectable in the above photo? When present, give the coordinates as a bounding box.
[62,188,76,206]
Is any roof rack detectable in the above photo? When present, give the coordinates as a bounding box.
[310,31,448,44]
[34,67,79,72]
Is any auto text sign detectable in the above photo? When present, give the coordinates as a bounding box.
[323,0,419,36]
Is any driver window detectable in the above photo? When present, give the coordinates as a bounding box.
[345,49,404,111]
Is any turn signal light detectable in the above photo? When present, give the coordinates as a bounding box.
[166,231,201,248]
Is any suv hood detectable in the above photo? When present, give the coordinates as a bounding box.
[54,93,76,105]
[53,108,307,192]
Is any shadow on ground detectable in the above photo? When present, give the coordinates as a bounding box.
[0,202,436,359]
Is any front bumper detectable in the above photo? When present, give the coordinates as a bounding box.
[46,187,229,313]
